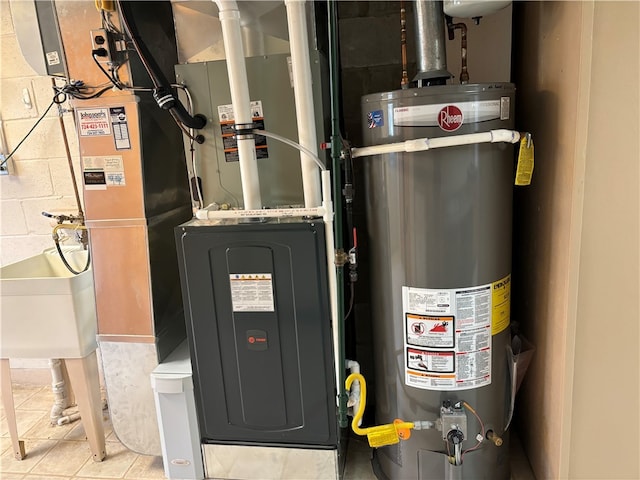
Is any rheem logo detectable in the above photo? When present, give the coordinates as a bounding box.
[437,105,463,132]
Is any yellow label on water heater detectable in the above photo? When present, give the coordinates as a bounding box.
[491,274,511,335]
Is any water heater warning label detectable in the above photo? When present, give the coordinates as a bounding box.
[403,282,500,391]
[229,273,274,312]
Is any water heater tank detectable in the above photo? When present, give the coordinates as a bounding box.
[361,83,515,479]
[444,0,511,18]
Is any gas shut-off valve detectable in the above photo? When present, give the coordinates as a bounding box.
[439,401,468,444]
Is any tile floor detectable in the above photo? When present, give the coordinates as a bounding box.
[0,383,165,480]
[1,383,535,480]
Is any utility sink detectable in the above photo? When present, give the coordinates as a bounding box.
[0,248,97,359]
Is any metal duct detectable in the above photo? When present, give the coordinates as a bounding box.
[413,0,451,86]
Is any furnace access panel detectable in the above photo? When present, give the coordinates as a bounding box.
[175,219,337,447]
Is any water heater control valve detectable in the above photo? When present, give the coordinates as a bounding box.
[439,403,468,442]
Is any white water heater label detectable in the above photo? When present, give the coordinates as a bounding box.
[392,100,502,128]
[402,283,493,391]
[229,273,274,312]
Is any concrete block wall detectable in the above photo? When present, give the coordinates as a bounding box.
[0,2,83,267]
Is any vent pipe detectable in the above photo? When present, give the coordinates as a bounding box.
[413,0,451,86]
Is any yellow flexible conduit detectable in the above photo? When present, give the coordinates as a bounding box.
[345,372,415,447]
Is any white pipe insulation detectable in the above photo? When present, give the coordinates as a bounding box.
[284,0,322,208]
[213,0,261,210]
[48,359,71,424]
[351,129,521,158]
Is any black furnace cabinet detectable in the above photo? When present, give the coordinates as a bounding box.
[175,218,337,447]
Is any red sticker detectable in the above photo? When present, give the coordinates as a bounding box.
[437,105,464,132]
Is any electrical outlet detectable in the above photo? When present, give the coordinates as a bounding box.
[0,154,14,175]
[90,28,125,67]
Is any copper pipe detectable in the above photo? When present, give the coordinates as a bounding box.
[400,1,409,88]
[52,78,84,224]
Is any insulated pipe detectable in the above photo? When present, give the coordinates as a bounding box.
[351,129,521,158]
[284,0,322,208]
[213,0,261,210]
[346,359,362,426]
[49,359,71,424]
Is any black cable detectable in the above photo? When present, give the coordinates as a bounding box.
[91,52,123,89]
[115,0,206,130]
[1,100,55,168]
[2,79,114,169]
[116,0,163,88]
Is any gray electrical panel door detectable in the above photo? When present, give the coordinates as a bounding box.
[175,220,337,447]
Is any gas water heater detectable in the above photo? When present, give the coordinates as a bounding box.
[360,84,514,479]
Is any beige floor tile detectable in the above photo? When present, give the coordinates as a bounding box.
[64,416,112,443]
[75,441,137,479]
[123,454,165,479]
[1,410,48,439]
[16,389,54,412]
[30,440,91,477]
[104,431,119,443]
[23,414,76,441]
[0,438,57,474]
[6,386,45,409]
[1,435,13,455]
[23,475,72,480]
[0,472,25,480]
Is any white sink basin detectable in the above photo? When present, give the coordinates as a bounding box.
[0,249,97,359]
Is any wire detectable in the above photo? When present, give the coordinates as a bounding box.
[344,281,355,321]
[461,401,486,458]
[1,78,115,168]
[92,53,123,89]
[0,100,55,168]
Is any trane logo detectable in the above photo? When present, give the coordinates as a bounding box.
[437,105,463,132]
[80,111,106,120]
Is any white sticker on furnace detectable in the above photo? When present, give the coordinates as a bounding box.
[77,108,111,136]
[229,273,274,312]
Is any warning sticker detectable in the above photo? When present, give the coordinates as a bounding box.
[217,100,268,162]
[406,314,454,348]
[491,274,511,335]
[407,348,454,373]
[229,273,274,312]
[77,108,111,136]
[393,100,502,127]
[402,281,499,391]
